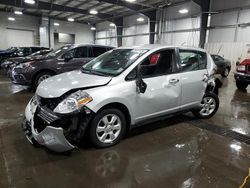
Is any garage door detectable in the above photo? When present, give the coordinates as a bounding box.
[6,29,34,47]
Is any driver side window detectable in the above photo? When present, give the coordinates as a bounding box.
[140,50,174,78]
[62,49,75,59]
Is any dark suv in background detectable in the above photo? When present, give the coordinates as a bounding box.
[0,47,49,64]
[11,44,113,89]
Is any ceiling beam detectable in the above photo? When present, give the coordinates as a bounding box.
[0,0,112,19]
[49,0,72,15]
[98,0,153,12]
[0,9,89,25]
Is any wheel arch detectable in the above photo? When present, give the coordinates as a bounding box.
[96,102,132,131]
[31,69,57,87]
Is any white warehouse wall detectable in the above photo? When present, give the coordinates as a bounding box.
[0,12,40,50]
[206,0,250,69]
[0,12,94,50]
[95,1,201,47]
[50,19,94,49]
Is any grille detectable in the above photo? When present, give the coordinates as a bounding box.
[36,107,59,124]
[34,107,72,133]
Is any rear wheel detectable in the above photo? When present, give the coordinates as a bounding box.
[33,71,54,90]
[221,68,230,77]
[89,108,126,148]
[236,81,248,90]
[192,92,219,119]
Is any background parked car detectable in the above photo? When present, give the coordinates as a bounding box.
[234,59,250,90]
[211,54,231,77]
[1,49,52,75]
[0,46,49,64]
[11,44,113,89]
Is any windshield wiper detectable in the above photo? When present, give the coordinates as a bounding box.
[81,67,109,76]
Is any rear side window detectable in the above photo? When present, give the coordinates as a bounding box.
[179,50,207,72]
[92,47,107,57]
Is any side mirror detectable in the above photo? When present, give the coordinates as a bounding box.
[136,66,147,93]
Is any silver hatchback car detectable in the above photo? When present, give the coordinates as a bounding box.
[22,45,219,152]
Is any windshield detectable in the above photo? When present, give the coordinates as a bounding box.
[46,45,72,58]
[6,47,17,53]
[82,49,148,76]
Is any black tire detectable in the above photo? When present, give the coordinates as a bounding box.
[221,68,230,77]
[236,81,248,90]
[192,92,219,119]
[33,71,54,90]
[89,108,126,148]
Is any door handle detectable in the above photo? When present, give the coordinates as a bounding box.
[169,79,179,84]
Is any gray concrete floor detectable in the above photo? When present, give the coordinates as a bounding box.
[0,73,250,188]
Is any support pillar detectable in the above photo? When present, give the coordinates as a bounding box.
[199,0,210,48]
[144,10,157,44]
[114,17,123,47]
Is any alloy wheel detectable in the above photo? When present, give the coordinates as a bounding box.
[96,114,122,144]
[37,74,51,85]
[199,97,216,116]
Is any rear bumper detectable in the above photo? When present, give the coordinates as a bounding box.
[234,72,250,84]
[22,99,75,152]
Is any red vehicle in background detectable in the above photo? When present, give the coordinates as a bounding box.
[234,59,250,90]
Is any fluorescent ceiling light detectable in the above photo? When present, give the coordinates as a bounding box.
[67,18,74,22]
[89,9,98,15]
[137,17,145,22]
[110,23,116,27]
[90,27,96,31]
[179,9,189,14]
[8,17,15,21]
[125,0,136,2]
[54,22,60,26]
[24,0,35,4]
[14,11,23,15]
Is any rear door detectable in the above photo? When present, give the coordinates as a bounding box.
[91,46,109,58]
[177,49,208,110]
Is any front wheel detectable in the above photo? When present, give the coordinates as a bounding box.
[89,108,126,148]
[33,71,54,90]
[192,92,219,119]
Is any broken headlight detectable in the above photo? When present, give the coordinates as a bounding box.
[53,91,92,114]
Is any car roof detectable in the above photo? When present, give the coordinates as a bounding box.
[73,44,114,48]
[117,44,206,52]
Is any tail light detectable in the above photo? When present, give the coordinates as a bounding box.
[237,65,246,72]
[237,59,250,73]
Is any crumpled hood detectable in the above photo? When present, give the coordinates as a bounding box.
[36,70,112,98]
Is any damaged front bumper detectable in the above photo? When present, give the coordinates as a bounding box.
[22,98,91,152]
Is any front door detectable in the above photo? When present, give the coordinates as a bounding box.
[133,49,181,122]
[59,46,91,72]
